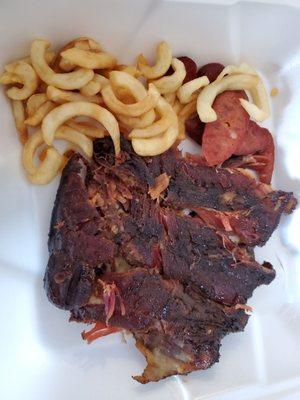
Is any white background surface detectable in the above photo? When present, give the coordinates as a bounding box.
[0,1,299,399]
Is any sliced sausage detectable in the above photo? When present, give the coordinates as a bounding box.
[197,63,224,82]
[185,115,204,145]
[202,90,249,166]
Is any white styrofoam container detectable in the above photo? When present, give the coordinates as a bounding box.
[0,1,299,399]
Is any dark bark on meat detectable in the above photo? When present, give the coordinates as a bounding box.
[161,157,295,246]
[161,213,275,305]
[44,138,296,382]
[71,268,248,383]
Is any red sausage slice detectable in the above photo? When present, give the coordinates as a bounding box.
[178,56,197,83]
[235,120,273,156]
[185,115,205,145]
[202,91,249,166]
[197,63,224,82]
[234,120,275,184]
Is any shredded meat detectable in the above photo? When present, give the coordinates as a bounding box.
[148,173,170,200]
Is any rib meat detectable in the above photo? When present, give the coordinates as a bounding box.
[44,137,296,383]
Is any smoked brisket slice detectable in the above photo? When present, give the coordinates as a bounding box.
[44,138,296,382]
[161,212,275,305]
[93,137,296,246]
[71,268,248,383]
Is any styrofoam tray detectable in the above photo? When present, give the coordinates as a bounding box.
[0,1,299,399]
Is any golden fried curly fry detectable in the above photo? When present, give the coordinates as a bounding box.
[137,41,172,79]
[26,93,48,116]
[25,101,55,126]
[129,90,174,139]
[197,73,259,122]
[5,62,39,100]
[23,126,93,183]
[46,85,103,105]
[41,101,120,154]
[27,148,63,185]
[80,79,102,96]
[131,95,178,156]
[61,47,116,70]
[0,71,23,84]
[114,64,142,78]
[237,64,270,121]
[108,71,156,128]
[163,92,176,107]
[117,110,156,129]
[59,37,102,72]
[11,100,28,143]
[152,58,186,95]
[22,129,63,182]
[102,82,159,117]
[215,62,270,121]
[177,76,209,104]
[31,39,94,89]
[65,119,106,138]
[4,51,55,71]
